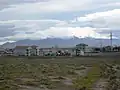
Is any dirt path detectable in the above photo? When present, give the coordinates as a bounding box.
[19,85,49,90]
[62,67,91,86]
[62,77,73,85]
[75,67,91,76]
[92,79,108,90]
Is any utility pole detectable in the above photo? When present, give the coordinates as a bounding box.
[99,34,102,52]
[110,31,112,52]
[100,39,103,52]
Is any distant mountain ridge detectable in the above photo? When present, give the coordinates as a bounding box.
[1,37,120,49]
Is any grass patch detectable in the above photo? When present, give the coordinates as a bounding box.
[73,66,101,90]
[0,56,119,90]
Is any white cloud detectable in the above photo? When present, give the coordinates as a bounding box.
[0,0,120,44]
[0,17,117,43]
[1,0,120,13]
[0,19,69,41]
[0,0,91,13]
[1,26,110,41]
[72,9,120,29]
[0,0,45,10]
[77,9,120,21]
[0,19,66,32]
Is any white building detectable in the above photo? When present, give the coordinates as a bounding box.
[76,43,93,56]
[14,46,40,56]
[30,45,40,56]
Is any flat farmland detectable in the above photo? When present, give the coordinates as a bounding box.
[0,56,120,90]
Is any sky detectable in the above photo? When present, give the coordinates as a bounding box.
[0,0,120,44]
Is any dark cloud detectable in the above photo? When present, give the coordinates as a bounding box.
[0,23,15,37]
[0,0,48,10]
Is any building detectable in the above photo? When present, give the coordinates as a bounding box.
[41,47,58,56]
[13,45,40,56]
[0,47,5,56]
[40,47,75,56]
[75,43,93,56]
[13,44,93,56]
[0,47,14,56]
[4,49,14,56]
[57,48,76,56]
[14,46,31,56]
[30,45,40,56]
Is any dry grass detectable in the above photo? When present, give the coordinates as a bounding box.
[0,56,120,90]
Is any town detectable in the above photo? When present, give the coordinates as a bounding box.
[0,43,120,56]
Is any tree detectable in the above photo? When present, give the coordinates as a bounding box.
[76,43,88,47]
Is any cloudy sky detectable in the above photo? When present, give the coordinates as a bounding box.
[0,0,120,44]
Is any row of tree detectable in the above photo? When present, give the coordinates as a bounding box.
[94,46,120,52]
[76,43,120,52]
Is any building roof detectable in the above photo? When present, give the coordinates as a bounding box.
[14,45,39,49]
[41,47,75,51]
[0,47,5,51]
[14,46,31,49]
[76,43,88,47]
[31,45,38,49]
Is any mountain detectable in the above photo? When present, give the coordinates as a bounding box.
[1,42,16,49]
[1,37,120,49]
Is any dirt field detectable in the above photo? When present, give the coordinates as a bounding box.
[0,56,120,90]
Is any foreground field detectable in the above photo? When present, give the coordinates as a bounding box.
[0,56,120,90]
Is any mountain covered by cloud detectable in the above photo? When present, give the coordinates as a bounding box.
[0,0,120,44]
[1,37,120,49]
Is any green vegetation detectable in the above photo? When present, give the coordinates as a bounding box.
[73,66,101,90]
